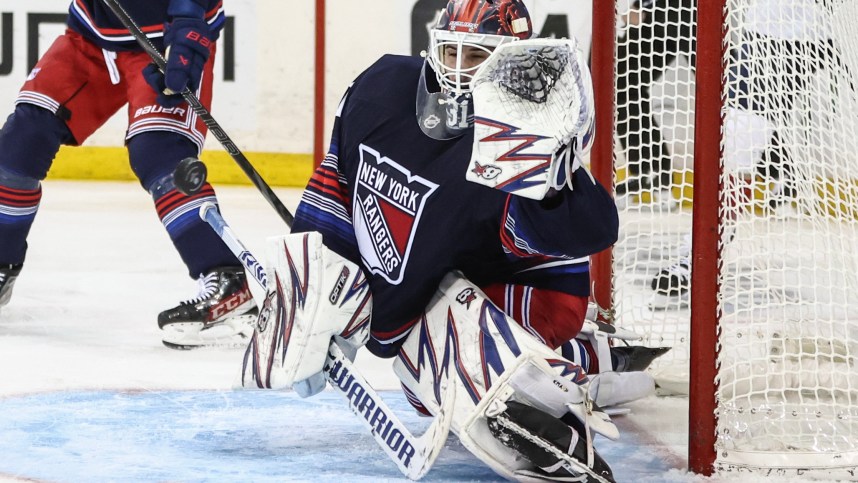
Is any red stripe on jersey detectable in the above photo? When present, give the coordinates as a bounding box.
[204,2,224,20]
[0,186,42,206]
[307,168,348,203]
[155,185,215,218]
[155,187,215,215]
[74,0,223,37]
[481,283,588,349]
[155,185,215,210]
[73,0,164,35]
[498,195,528,257]
[371,315,420,341]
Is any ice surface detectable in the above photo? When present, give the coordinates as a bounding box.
[0,181,828,482]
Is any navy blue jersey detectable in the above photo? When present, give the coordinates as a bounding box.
[293,55,618,358]
[68,0,225,52]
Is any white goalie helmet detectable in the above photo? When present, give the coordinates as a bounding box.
[417,0,534,140]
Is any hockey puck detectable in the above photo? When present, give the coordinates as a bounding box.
[173,157,208,195]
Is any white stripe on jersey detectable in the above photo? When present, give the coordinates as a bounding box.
[16,92,60,113]
[161,196,217,228]
[301,191,352,224]
[0,205,39,217]
[515,258,590,274]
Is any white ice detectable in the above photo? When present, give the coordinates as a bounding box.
[0,181,829,482]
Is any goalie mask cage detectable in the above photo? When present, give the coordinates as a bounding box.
[590,0,858,477]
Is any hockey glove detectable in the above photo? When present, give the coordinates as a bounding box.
[145,17,213,107]
[143,63,183,108]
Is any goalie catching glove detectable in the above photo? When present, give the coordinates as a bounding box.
[466,38,595,200]
[238,232,372,397]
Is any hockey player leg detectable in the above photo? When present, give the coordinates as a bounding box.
[127,133,259,349]
[0,104,71,313]
[394,272,617,482]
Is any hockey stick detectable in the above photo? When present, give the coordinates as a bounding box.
[98,0,294,226]
[200,202,455,480]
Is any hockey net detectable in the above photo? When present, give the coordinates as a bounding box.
[591,0,858,477]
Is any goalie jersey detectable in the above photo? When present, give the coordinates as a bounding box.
[293,55,618,358]
[67,0,225,51]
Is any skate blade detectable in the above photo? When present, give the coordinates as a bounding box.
[161,314,256,350]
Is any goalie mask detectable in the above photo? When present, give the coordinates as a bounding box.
[417,0,533,140]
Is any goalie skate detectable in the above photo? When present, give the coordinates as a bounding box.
[487,401,615,483]
[159,266,258,349]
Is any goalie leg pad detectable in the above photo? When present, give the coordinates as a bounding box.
[392,271,617,480]
[239,232,371,395]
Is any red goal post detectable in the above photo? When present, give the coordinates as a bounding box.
[591,0,858,478]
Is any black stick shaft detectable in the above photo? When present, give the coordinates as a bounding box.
[100,0,294,227]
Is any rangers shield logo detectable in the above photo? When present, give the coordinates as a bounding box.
[353,144,438,285]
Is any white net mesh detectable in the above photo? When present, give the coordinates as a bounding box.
[608,0,858,474]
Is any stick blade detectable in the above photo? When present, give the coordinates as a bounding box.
[324,343,456,480]
[406,380,456,480]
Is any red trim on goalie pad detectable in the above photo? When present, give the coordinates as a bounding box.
[481,283,587,350]
[18,30,214,149]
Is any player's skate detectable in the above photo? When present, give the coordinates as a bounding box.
[488,401,615,483]
[649,255,690,310]
[0,263,23,312]
[159,266,257,349]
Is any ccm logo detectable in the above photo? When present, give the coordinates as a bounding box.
[209,289,252,322]
[329,266,351,305]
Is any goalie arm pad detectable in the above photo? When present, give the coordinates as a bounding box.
[500,171,618,260]
[239,232,372,397]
